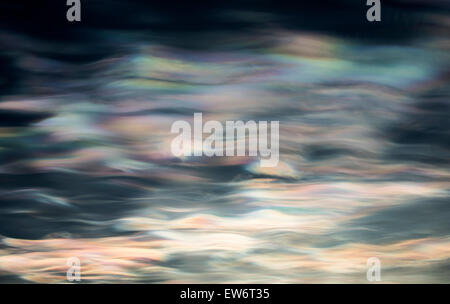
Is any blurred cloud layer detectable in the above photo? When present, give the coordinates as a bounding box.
[0,0,449,283]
